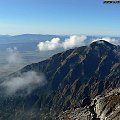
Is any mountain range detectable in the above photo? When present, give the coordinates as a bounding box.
[0,34,66,44]
[0,40,120,119]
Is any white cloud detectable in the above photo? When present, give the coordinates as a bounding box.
[0,47,47,95]
[37,38,62,51]
[6,47,23,65]
[37,35,87,51]
[1,71,46,95]
[92,37,120,45]
[0,47,25,77]
[37,35,120,52]
[63,35,87,49]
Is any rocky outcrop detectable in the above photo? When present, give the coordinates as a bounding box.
[95,88,120,120]
[58,88,120,120]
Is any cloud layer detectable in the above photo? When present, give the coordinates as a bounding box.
[37,35,120,51]
[37,35,87,51]
[1,71,46,95]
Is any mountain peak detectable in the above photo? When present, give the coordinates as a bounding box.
[90,40,115,49]
[91,40,111,45]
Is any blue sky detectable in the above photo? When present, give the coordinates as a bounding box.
[0,0,120,36]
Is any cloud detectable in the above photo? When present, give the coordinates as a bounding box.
[37,35,87,51]
[0,47,47,95]
[6,47,23,65]
[1,71,46,95]
[37,35,120,52]
[0,47,25,77]
[37,38,62,51]
[63,35,87,49]
[92,37,120,45]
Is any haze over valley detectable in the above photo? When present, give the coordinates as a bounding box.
[0,34,120,77]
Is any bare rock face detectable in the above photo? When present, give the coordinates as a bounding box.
[57,88,120,120]
[57,98,99,120]
[57,108,91,120]
[95,88,120,120]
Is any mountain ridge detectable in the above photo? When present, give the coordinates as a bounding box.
[1,40,120,119]
[0,34,67,44]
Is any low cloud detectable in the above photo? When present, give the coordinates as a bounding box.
[37,35,87,51]
[92,37,120,45]
[0,47,47,95]
[37,38,62,51]
[1,71,46,95]
[37,35,120,52]
[6,47,23,66]
[0,47,24,77]
[63,35,87,49]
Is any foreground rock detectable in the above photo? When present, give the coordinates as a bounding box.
[95,88,120,120]
[57,88,120,120]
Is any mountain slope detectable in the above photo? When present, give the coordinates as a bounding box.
[1,40,120,119]
[8,40,120,105]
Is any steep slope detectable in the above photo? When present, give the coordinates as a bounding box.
[16,40,120,109]
[1,40,120,119]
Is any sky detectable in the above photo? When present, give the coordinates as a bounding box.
[0,0,120,36]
